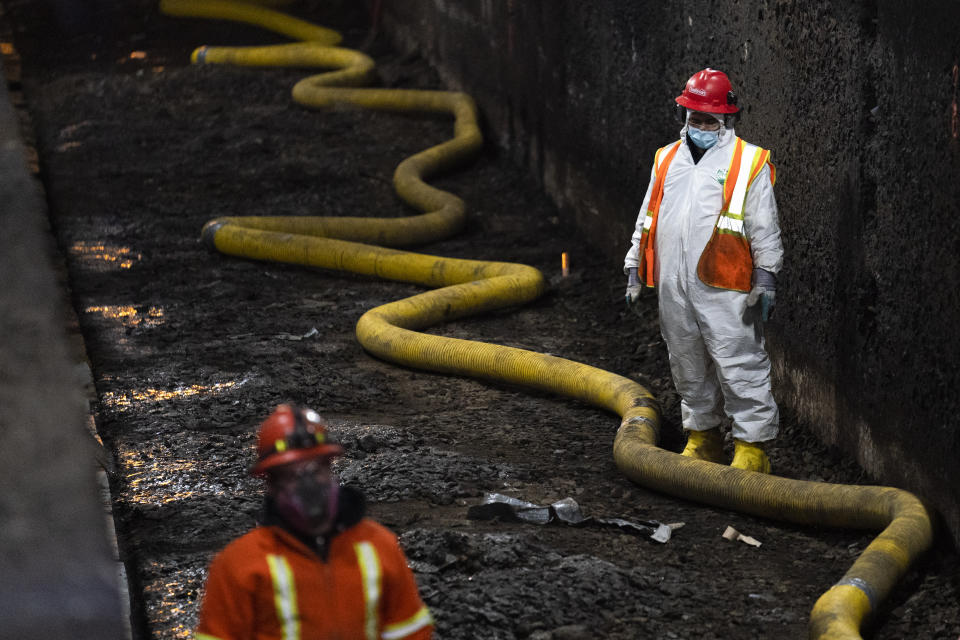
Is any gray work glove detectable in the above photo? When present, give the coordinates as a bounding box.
[746,268,776,322]
[625,267,644,317]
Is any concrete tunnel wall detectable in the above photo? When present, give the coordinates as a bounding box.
[0,56,126,638]
[374,0,960,547]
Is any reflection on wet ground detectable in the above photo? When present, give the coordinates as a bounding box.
[84,304,164,327]
[70,241,142,269]
[120,449,235,505]
[102,379,245,411]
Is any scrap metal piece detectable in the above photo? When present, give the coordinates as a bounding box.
[466,493,551,524]
[467,493,672,543]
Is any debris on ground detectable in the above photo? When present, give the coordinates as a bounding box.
[467,493,673,543]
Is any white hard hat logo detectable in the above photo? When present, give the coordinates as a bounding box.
[689,86,707,96]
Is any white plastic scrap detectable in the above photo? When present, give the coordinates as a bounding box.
[722,525,762,547]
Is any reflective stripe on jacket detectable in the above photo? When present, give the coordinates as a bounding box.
[635,140,682,287]
[195,521,433,640]
[629,135,777,292]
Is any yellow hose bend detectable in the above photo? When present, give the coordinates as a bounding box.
[162,2,933,638]
[613,421,932,638]
[160,0,342,45]
[200,87,480,247]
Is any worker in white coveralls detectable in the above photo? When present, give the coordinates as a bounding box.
[624,68,783,474]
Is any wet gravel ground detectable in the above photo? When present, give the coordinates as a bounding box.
[4,2,959,638]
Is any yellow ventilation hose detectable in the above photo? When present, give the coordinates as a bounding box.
[159,2,934,638]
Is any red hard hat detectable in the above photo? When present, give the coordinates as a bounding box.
[675,68,739,114]
[251,404,344,476]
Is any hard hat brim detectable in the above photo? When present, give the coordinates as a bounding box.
[675,94,739,114]
[251,443,345,476]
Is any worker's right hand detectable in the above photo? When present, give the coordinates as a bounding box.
[625,267,644,316]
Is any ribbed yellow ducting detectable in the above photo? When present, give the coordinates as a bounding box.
[160,2,934,638]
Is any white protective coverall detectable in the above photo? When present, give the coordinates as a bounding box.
[624,126,783,443]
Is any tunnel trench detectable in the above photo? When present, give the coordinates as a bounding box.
[3,1,959,639]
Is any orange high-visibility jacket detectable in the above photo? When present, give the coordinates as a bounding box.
[195,520,433,640]
[634,136,776,292]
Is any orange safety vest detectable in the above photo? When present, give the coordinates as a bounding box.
[636,137,776,292]
[195,521,433,640]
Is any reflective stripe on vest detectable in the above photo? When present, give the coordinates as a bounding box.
[383,605,434,640]
[267,554,301,640]
[355,541,382,640]
[637,140,682,287]
[696,137,773,292]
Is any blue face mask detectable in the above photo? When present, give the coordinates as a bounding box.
[687,126,719,150]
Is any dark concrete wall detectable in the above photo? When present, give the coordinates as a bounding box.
[376,0,960,546]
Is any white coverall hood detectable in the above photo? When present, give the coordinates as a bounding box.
[680,111,728,146]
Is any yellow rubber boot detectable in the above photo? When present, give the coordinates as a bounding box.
[680,428,725,463]
[730,439,771,474]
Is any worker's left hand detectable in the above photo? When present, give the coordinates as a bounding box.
[747,268,776,322]
[747,287,776,321]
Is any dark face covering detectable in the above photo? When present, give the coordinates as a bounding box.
[269,459,341,537]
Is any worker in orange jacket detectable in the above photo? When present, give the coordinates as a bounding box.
[195,404,434,640]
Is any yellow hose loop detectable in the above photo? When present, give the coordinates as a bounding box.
[202,216,658,419]
[160,0,341,45]
[191,43,375,87]
[613,422,933,639]
[199,90,480,248]
[359,309,659,415]
[164,3,933,639]
[232,0,297,7]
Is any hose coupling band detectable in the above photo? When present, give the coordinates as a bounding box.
[835,576,877,612]
[619,415,657,431]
